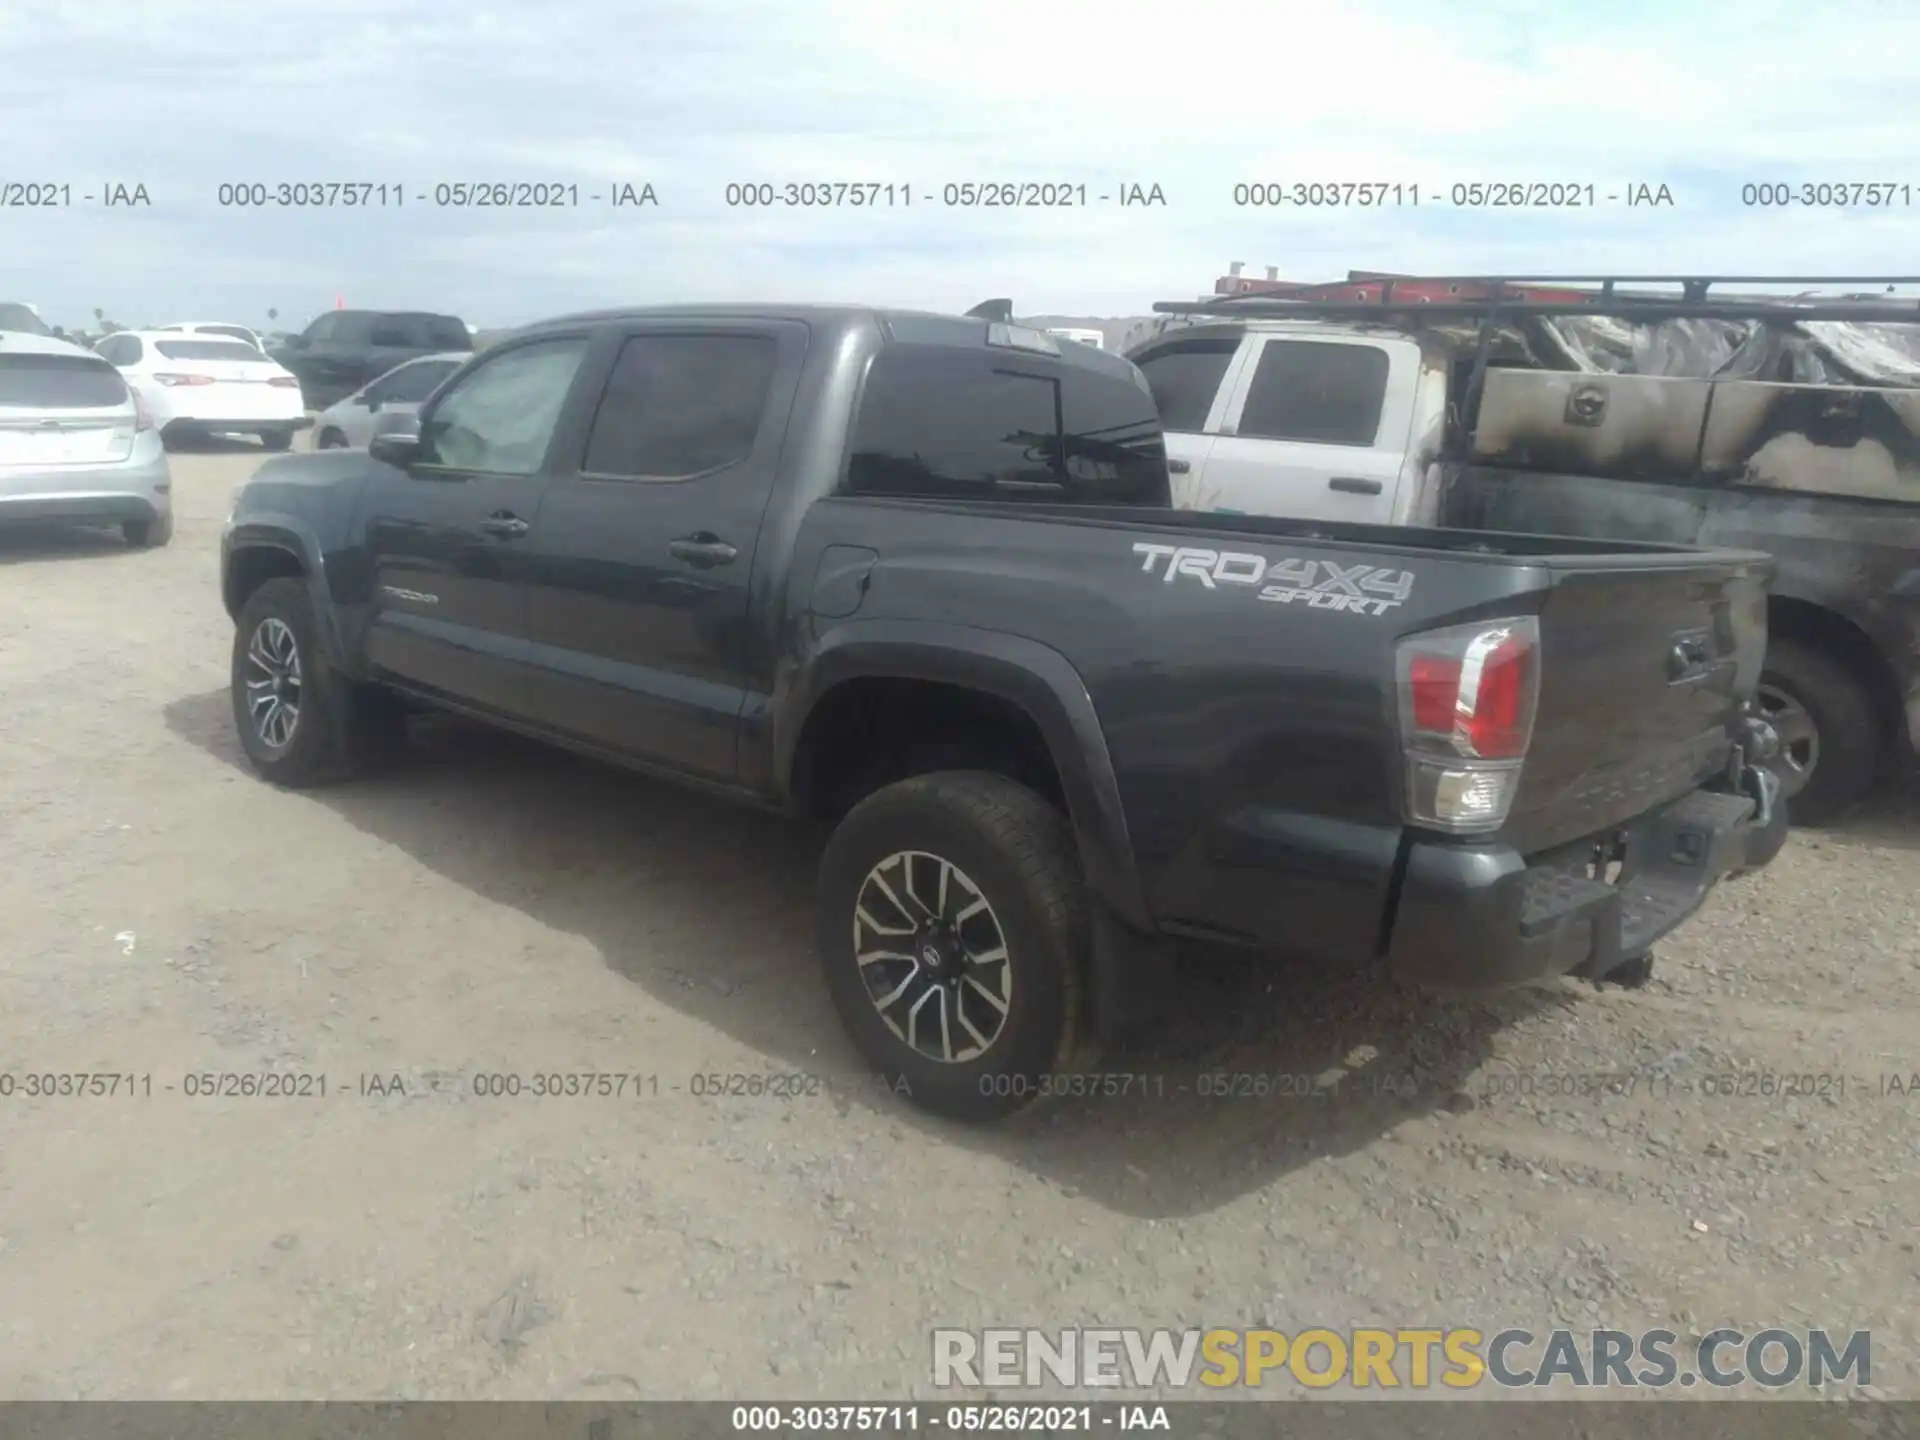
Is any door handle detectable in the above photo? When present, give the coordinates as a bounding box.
[669,533,738,567]
[1168,458,1192,474]
[478,511,530,539]
[1329,476,1383,495]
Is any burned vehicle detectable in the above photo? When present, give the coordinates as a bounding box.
[1129,274,1920,821]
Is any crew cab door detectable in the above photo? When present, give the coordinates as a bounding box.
[1199,332,1419,522]
[358,332,592,716]
[1127,333,1250,510]
[519,319,806,783]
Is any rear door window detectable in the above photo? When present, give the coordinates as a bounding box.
[416,315,473,349]
[1237,340,1390,446]
[581,333,779,480]
[0,354,129,408]
[369,317,413,348]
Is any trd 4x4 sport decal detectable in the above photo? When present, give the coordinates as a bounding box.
[1131,542,1414,616]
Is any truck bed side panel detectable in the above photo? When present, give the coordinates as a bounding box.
[785,499,1547,957]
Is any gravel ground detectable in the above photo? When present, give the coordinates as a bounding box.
[0,443,1915,1403]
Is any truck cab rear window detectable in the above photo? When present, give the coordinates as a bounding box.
[1239,340,1389,446]
[847,345,1169,505]
[0,354,128,408]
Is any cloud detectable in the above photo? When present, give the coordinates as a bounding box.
[3,0,1918,329]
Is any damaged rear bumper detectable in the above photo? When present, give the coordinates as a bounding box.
[1387,749,1788,992]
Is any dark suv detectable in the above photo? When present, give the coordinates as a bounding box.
[269,310,473,409]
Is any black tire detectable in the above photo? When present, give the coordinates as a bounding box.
[315,428,347,450]
[1758,638,1882,825]
[817,771,1088,1122]
[123,512,172,548]
[259,429,294,452]
[231,577,407,787]
[1597,952,1655,989]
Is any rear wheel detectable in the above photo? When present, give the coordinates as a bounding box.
[315,428,347,450]
[259,429,294,451]
[1757,639,1881,824]
[123,512,172,548]
[231,578,407,787]
[816,771,1088,1121]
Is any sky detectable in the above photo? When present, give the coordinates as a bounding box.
[4,0,1920,333]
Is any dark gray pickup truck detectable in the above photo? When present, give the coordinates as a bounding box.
[219,304,1788,1119]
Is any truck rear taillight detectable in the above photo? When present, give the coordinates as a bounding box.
[134,392,154,431]
[1395,616,1540,833]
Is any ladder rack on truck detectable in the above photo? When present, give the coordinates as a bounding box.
[1158,273,1920,321]
[1151,274,1920,440]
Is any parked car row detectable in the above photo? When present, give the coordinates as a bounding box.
[215,298,1792,1120]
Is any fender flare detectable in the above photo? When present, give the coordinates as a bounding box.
[777,619,1151,930]
[223,517,351,673]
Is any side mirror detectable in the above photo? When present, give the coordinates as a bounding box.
[368,432,421,467]
[362,396,382,412]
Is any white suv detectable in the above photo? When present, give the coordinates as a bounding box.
[0,330,173,547]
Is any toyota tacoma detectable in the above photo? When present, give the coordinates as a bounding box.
[219,303,1789,1120]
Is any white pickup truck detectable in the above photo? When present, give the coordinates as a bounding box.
[1124,276,1920,822]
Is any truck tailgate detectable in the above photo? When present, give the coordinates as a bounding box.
[1501,553,1771,855]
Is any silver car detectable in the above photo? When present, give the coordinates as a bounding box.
[310,351,468,449]
[0,330,172,547]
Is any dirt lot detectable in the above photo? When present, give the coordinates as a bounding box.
[0,444,1916,1402]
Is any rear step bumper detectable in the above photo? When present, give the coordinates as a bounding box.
[1387,760,1788,991]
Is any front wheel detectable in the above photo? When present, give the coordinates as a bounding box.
[259,429,294,452]
[315,428,347,450]
[817,771,1089,1122]
[231,577,407,787]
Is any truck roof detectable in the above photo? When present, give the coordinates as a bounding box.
[518,304,1148,381]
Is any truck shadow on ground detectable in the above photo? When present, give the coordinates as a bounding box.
[1811,778,1920,853]
[168,691,1582,1218]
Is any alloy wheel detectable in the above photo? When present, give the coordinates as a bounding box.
[851,850,1013,1064]
[243,616,303,749]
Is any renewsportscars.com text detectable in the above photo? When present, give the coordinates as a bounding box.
[931,1326,1870,1390]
